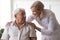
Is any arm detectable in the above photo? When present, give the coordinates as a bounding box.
[28,22,41,32]
[30,37,37,40]
[1,25,9,40]
[35,27,41,32]
[26,15,34,22]
[29,25,37,40]
[41,13,58,35]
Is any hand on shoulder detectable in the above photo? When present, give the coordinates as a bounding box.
[27,22,37,29]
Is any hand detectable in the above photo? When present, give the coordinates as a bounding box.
[27,22,37,29]
[27,22,41,32]
[36,27,41,32]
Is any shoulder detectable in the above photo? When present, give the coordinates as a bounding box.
[5,21,13,29]
[26,22,35,29]
[44,9,52,12]
[44,9,55,16]
[44,9,54,14]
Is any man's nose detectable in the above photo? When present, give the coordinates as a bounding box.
[20,16,25,19]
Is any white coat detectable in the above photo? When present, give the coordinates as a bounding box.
[27,9,60,40]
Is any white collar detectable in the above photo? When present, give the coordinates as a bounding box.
[13,21,26,27]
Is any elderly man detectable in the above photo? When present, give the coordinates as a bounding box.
[1,8,37,40]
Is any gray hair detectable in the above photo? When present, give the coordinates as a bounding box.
[31,1,44,10]
[14,8,25,17]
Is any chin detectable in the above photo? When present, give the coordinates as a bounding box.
[34,16,37,17]
[20,21,25,24]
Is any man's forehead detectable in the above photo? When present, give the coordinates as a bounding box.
[18,11,25,15]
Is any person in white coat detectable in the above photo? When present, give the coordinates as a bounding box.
[26,1,60,40]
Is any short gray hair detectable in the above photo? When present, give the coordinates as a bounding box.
[14,8,25,17]
[31,1,44,10]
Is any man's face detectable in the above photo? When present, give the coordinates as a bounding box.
[15,11,26,24]
[31,7,42,17]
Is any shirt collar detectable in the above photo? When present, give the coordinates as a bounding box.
[13,21,26,28]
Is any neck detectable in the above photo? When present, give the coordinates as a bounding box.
[15,21,24,27]
[37,12,41,17]
[15,21,24,30]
